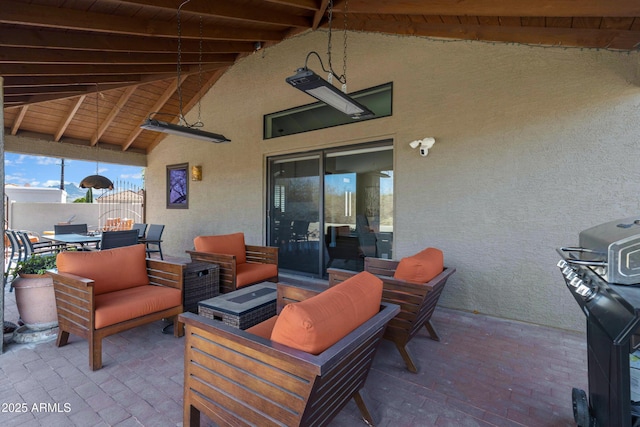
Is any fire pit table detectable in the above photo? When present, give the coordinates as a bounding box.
[198,282,277,330]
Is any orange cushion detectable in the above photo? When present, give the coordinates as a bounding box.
[56,244,149,295]
[236,263,278,288]
[393,247,444,284]
[194,233,246,264]
[245,315,278,340]
[270,271,382,355]
[94,285,182,329]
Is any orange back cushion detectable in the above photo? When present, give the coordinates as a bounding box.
[56,244,150,295]
[393,247,444,284]
[270,271,382,355]
[193,233,246,264]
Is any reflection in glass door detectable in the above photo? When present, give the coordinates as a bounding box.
[268,155,321,276]
[324,146,393,272]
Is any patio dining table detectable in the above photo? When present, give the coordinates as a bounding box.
[42,233,102,249]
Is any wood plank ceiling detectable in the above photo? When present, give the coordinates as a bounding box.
[2,0,640,155]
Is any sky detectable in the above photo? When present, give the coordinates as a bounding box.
[4,154,144,189]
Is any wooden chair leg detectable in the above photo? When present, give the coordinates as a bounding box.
[424,319,440,341]
[353,390,375,426]
[56,330,69,347]
[394,341,418,373]
[90,336,103,371]
[185,405,200,427]
[174,317,184,337]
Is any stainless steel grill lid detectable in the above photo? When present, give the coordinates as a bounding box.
[573,216,640,285]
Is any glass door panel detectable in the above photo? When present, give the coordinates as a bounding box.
[268,155,321,275]
[324,146,393,272]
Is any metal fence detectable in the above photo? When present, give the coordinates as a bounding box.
[96,179,145,230]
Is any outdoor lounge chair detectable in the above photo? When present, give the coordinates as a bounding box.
[48,244,184,370]
[179,271,400,427]
[187,232,278,294]
[328,248,456,373]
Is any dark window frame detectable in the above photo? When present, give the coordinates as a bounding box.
[264,82,393,139]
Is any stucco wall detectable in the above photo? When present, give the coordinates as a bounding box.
[147,30,640,331]
[9,202,99,234]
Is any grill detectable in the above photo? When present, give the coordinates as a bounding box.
[557,217,640,427]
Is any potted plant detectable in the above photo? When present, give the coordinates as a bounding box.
[11,254,58,331]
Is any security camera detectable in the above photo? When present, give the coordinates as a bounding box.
[409,137,436,157]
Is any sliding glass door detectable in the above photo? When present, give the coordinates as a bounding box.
[267,141,393,277]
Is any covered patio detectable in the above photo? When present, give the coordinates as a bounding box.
[3,1,640,426]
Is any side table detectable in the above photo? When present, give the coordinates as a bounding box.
[183,261,220,313]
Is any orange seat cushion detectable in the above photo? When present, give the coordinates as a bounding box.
[56,244,149,295]
[194,233,246,264]
[245,315,278,340]
[393,247,444,284]
[270,271,382,355]
[94,285,182,329]
[236,263,278,288]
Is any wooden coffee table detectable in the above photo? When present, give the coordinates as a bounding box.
[197,282,277,329]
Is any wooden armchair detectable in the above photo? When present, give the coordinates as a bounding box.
[48,245,184,370]
[179,274,400,427]
[187,232,278,294]
[329,255,456,373]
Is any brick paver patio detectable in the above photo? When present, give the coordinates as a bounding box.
[0,286,587,426]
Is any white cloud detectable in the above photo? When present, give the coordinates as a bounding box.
[120,172,143,180]
[5,174,29,184]
[43,180,61,187]
[36,156,61,166]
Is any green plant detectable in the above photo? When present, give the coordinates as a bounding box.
[12,254,57,276]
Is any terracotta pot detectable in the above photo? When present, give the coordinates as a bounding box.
[12,273,58,331]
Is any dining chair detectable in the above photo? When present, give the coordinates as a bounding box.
[54,224,88,234]
[16,230,60,257]
[131,223,148,239]
[143,224,164,260]
[99,230,140,250]
[4,230,24,287]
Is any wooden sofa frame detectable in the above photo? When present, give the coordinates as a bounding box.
[179,282,399,427]
[329,258,456,373]
[187,245,278,294]
[48,259,185,371]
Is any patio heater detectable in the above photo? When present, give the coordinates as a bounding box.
[285,0,374,120]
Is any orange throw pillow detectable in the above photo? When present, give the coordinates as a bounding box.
[393,247,444,284]
[56,244,150,295]
[270,271,382,355]
[194,233,246,264]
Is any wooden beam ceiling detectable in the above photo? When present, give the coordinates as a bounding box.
[1,0,639,156]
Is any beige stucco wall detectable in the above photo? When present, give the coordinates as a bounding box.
[147,30,640,331]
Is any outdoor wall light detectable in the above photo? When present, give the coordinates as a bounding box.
[191,165,202,181]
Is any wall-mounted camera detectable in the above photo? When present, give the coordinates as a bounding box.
[409,137,436,157]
